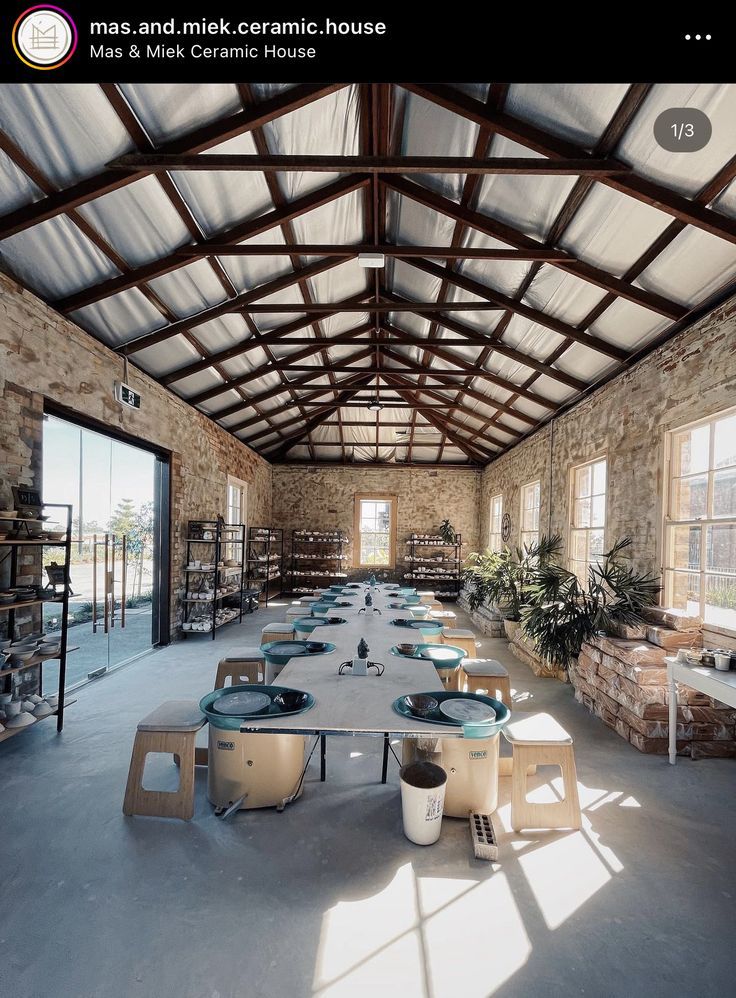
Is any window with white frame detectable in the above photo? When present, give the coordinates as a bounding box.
[569,458,607,582]
[664,408,736,634]
[354,494,396,568]
[226,477,248,561]
[489,494,503,552]
[520,481,540,550]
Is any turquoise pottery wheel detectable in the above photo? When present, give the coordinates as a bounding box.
[294,616,346,634]
[403,594,421,605]
[392,690,510,739]
[201,684,315,730]
[261,639,336,665]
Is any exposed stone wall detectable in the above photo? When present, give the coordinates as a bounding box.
[272,465,480,588]
[0,272,272,640]
[480,295,736,646]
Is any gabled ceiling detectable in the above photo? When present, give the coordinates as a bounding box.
[1,82,736,465]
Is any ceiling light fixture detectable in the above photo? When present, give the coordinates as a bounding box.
[366,398,383,412]
[358,252,385,269]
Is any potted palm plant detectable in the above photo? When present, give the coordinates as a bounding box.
[522,538,661,670]
[464,535,562,640]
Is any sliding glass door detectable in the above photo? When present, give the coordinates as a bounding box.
[42,413,168,689]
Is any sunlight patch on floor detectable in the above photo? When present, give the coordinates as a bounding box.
[313,864,418,992]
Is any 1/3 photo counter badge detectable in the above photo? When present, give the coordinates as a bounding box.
[12,5,78,70]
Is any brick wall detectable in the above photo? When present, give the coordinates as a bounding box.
[0,272,272,639]
[272,464,481,587]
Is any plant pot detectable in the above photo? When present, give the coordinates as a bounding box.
[503,619,520,642]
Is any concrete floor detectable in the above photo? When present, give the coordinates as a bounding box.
[1,598,735,998]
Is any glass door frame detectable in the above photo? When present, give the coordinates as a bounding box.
[43,401,171,650]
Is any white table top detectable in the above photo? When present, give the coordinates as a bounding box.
[666,656,736,707]
[242,586,456,737]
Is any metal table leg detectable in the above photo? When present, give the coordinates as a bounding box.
[381,732,389,784]
[320,734,327,781]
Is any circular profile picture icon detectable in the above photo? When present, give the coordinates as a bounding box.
[12,5,78,70]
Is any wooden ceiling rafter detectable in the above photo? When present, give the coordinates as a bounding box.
[401,84,736,245]
[174,243,571,260]
[0,83,348,240]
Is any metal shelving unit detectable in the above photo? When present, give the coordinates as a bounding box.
[289,529,347,594]
[246,526,283,607]
[181,520,246,640]
[403,533,463,600]
[0,502,73,738]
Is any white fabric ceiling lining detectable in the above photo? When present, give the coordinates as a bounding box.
[504,83,630,149]
[0,149,42,212]
[165,365,224,397]
[529,375,577,404]
[558,182,673,279]
[170,132,273,237]
[0,212,118,298]
[261,85,361,201]
[443,282,505,335]
[553,342,617,383]
[247,283,306,332]
[119,83,242,145]
[289,188,364,247]
[70,287,165,346]
[218,227,292,292]
[588,296,670,351]
[500,312,566,359]
[148,258,231,317]
[77,174,191,268]
[616,84,736,197]
[475,134,578,242]
[711,178,736,218]
[523,263,607,325]
[389,257,441,305]
[634,226,736,306]
[307,257,369,304]
[388,191,456,248]
[459,228,534,297]
[0,84,132,187]
[210,350,268,381]
[398,90,479,201]
[319,312,371,336]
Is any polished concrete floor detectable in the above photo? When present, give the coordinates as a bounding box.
[1,598,735,998]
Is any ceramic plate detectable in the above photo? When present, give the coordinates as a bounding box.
[420,646,463,664]
[263,640,312,655]
[439,699,497,723]
[213,691,272,716]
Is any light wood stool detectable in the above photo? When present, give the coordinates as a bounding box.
[123,701,205,821]
[260,622,295,646]
[460,658,511,704]
[428,600,444,611]
[214,651,265,689]
[430,609,457,626]
[418,591,436,604]
[503,713,581,832]
[435,666,461,690]
[441,628,477,659]
[286,606,308,620]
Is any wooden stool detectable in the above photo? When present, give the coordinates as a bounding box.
[418,591,436,604]
[261,622,295,646]
[430,609,457,626]
[286,606,307,620]
[460,658,511,704]
[503,713,581,832]
[295,597,319,605]
[123,701,205,821]
[435,666,460,690]
[441,628,477,659]
[214,651,265,689]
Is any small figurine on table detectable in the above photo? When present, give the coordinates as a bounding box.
[358,590,382,615]
[358,637,369,659]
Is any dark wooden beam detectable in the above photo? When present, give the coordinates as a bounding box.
[402,84,736,246]
[174,243,570,260]
[381,346,558,411]
[234,302,503,314]
[56,174,369,314]
[394,259,631,361]
[384,175,687,321]
[380,371,537,429]
[187,344,377,407]
[161,303,371,385]
[206,353,376,423]
[109,153,631,175]
[382,319,588,393]
[0,85,347,241]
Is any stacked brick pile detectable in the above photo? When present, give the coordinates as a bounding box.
[458,592,505,639]
[569,608,736,758]
[508,628,568,681]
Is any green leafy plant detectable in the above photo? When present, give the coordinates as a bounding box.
[438,519,456,544]
[521,538,661,669]
[463,534,563,619]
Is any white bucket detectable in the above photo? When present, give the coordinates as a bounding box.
[399,762,447,845]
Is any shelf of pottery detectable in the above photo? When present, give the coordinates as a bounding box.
[0,500,73,741]
[290,529,348,594]
[181,519,246,640]
[246,526,284,607]
[403,532,463,600]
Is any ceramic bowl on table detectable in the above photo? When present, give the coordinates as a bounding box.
[397,642,418,656]
[403,595,422,606]
[407,604,430,619]
[274,690,309,712]
[4,700,22,718]
[403,693,439,718]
